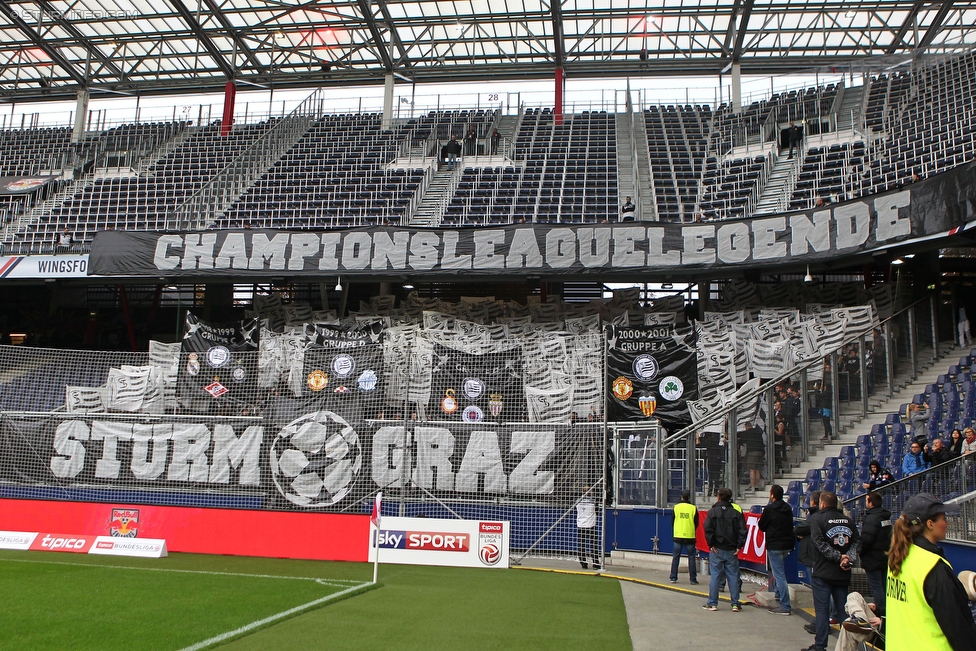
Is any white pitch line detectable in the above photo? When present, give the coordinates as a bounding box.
[176,582,374,651]
[0,557,364,587]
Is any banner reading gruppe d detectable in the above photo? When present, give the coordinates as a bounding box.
[87,165,976,279]
[606,324,699,430]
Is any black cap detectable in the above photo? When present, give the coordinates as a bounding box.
[902,492,961,526]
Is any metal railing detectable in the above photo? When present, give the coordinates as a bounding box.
[612,293,944,509]
[165,89,325,231]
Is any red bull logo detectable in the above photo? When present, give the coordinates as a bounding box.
[109,508,140,538]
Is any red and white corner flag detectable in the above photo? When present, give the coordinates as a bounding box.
[371,491,383,584]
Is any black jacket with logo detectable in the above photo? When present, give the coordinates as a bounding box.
[858,505,892,572]
[810,506,859,585]
[704,499,747,551]
[794,505,819,567]
[758,499,796,551]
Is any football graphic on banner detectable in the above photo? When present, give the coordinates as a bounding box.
[270,411,363,508]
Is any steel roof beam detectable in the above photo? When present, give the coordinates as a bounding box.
[0,0,88,86]
[32,0,124,81]
[167,0,235,78]
[916,0,956,54]
[199,0,266,73]
[731,0,756,62]
[356,0,394,71]
[550,0,564,67]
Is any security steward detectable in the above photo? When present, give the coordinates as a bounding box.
[886,493,976,651]
[670,489,699,584]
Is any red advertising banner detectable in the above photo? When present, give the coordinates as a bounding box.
[0,498,368,562]
[694,508,767,565]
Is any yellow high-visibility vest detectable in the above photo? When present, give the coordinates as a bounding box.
[673,502,697,540]
[886,545,954,651]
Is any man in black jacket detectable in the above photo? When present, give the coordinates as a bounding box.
[759,484,796,615]
[795,490,822,635]
[703,487,747,612]
[858,492,891,614]
[806,491,859,651]
[787,120,803,159]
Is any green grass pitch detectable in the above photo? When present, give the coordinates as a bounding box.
[0,551,631,650]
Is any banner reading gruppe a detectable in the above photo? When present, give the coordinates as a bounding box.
[606,324,699,430]
[88,165,976,279]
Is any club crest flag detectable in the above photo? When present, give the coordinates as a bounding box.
[605,324,699,430]
[371,491,383,528]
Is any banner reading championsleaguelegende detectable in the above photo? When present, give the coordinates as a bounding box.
[88,166,976,279]
[605,324,699,430]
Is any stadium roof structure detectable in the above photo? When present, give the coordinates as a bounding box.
[1,0,976,102]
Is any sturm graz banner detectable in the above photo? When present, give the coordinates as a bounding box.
[0,413,602,510]
[88,162,976,279]
[605,324,699,430]
[178,312,259,408]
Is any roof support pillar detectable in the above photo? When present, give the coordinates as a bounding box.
[554,66,565,126]
[382,72,394,131]
[221,80,236,136]
[72,89,89,143]
[731,62,742,114]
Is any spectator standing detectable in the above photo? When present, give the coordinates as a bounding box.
[445,135,462,170]
[806,491,859,651]
[862,460,893,492]
[962,427,976,455]
[960,307,972,348]
[758,484,796,615]
[816,379,833,441]
[903,440,931,476]
[787,120,803,159]
[740,425,765,491]
[670,489,699,585]
[886,493,976,651]
[620,196,636,221]
[908,401,931,440]
[490,128,501,155]
[576,485,600,570]
[858,492,892,615]
[703,487,747,612]
[464,125,478,156]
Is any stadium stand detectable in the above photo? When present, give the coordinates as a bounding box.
[0,49,975,246]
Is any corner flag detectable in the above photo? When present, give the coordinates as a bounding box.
[371,491,383,584]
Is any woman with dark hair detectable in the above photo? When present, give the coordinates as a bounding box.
[948,429,964,458]
[886,493,976,650]
[862,460,893,492]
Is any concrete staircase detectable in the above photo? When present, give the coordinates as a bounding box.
[752,155,798,215]
[614,114,637,215]
[737,343,963,510]
[835,85,864,133]
[410,167,462,226]
[633,115,655,221]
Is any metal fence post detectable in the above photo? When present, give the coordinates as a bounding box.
[860,336,869,417]
[728,407,739,502]
[884,321,894,399]
[766,385,776,486]
[799,369,810,463]
[930,294,938,360]
[831,351,841,439]
[908,305,918,380]
[655,423,665,509]
[687,428,697,499]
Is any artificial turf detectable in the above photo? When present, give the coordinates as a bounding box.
[0,551,631,650]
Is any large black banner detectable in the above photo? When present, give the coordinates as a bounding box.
[0,412,602,510]
[606,324,699,430]
[178,312,260,409]
[88,163,976,279]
